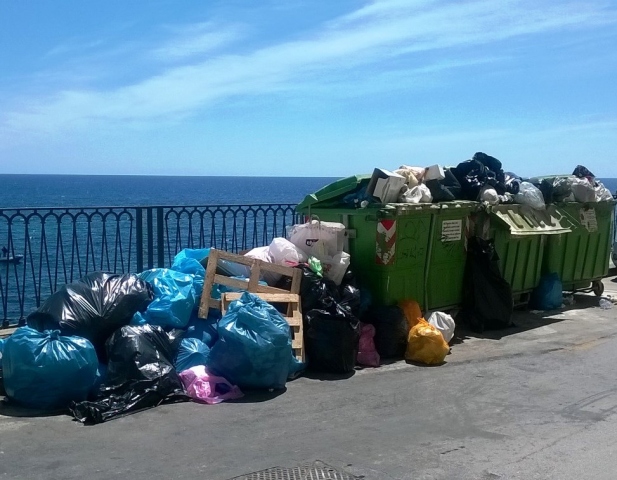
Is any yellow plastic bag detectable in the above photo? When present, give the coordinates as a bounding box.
[405,318,449,365]
[399,299,422,329]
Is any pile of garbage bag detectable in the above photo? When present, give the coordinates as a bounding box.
[341,157,614,210]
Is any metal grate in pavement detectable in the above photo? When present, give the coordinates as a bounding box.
[226,460,361,480]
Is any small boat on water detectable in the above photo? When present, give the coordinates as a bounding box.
[0,254,23,265]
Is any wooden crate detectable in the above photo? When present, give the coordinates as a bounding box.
[198,248,304,362]
[222,292,304,362]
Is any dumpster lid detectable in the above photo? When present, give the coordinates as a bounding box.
[296,174,371,210]
[488,205,572,236]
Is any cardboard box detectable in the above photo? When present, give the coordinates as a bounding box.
[367,168,407,204]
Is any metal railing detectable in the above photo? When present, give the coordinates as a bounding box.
[0,204,301,327]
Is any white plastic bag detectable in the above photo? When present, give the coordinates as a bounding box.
[571,177,596,203]
[480,186,499,205]
[398,184,432,203]
[287,219,345,258]
[427,311,455,343]
[594,181,613,202]
[514,182,545,210]
[268,237,307,266]
[245,246,280,285]
[321,251,351,286]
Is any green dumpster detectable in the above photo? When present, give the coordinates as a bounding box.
[475,204,572,304]
[543,200,616,296]
[296,176,476,310]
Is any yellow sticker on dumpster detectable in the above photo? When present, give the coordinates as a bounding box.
[580,208,598,232]
[441,220,462,242]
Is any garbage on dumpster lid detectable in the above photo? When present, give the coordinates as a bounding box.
[2,327,98,410]
[366,168,407,204]
[405,318,449,365]
[179,365,243,404]
[27,272,154,361]
[70,324,187,425]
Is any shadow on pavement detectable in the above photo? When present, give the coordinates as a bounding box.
[0,399,68,418]
[300,370,355,382]
[228,388,287,404]
[451,292,605,343]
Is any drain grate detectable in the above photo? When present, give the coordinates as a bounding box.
[226,460,361,480]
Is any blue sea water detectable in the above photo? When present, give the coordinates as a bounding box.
[0,175,340,209]
[0,174,615,209]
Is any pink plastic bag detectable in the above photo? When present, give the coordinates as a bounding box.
[357,323,380,367]
[179,365,244,405]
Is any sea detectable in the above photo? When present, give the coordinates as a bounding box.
[0,175,340,208]
[0,174,615,209]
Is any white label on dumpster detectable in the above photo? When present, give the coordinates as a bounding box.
[441,220,462,242]
[580,208,598,232]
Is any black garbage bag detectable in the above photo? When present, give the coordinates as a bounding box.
[339,284,362,318]
[361,306,409,358]
[572,165,595,179]
[458,237,513,333]
[297,264,340,313]
[70,325,187,424]
[452,153,507,199]
[304,305,360,374]
[504,172,522,195]
[425,168,463,202]
[27,272,154,360]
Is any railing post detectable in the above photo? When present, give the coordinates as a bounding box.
[147,208,154,269]
[136,208,143,273]
[157,207,164,268]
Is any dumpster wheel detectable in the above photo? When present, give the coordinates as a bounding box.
[592,280,604,296]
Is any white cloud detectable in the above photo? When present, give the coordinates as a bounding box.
[2,0,616,136]
[151,22,245,60]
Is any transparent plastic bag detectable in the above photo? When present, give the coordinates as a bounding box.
[514,182,545,210]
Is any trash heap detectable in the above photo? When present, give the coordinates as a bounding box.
[0,153,615,423]
[341,154,614,208]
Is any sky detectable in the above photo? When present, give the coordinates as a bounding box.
[0,0,616,177]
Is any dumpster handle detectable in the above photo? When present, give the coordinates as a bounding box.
[423,211,436,311]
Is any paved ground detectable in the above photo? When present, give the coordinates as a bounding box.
[1,272,616,480]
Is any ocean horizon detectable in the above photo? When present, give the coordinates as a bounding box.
[1,174,616,209]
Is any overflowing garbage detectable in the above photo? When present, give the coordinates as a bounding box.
[0,153,615,423]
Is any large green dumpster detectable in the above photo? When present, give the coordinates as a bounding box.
[543,200,616,295]
[296,176,476,310]
[475,204,572,303]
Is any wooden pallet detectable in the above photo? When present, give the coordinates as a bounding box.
[198,248,304,362]
[222,292,304,362]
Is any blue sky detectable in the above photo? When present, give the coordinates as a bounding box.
[1,0,616,177]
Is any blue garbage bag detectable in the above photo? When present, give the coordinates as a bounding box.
[174,338,211,373]
[184,310,220,347]
[0,337,4,362]
[2,327,98,410]
[171,248,210,302]
[531,272,563,310]
[207,292,297,389]
[133,268,196,328]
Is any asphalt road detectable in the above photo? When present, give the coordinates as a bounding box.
[1,275,616,480]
